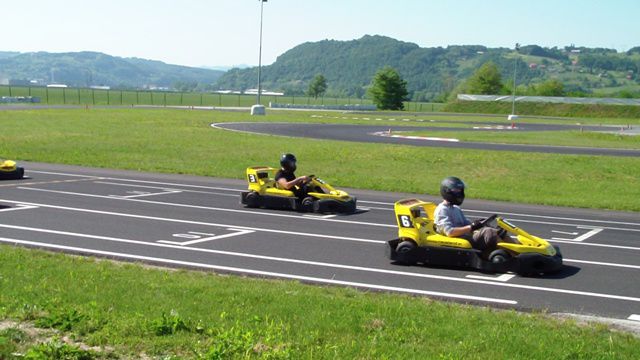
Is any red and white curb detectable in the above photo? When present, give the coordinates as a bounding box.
[371,131,460,142]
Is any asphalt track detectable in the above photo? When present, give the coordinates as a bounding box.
[213,121,640,157]
[1,162,640,327]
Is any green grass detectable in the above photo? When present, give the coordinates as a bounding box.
[444,101,640,119]
[1,108,639,211]
[400,130,640,149]
[1,246,638,359]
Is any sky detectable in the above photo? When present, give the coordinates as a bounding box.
[2,0,639,68]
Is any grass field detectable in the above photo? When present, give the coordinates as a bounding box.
[2,246,639,359]
[1,107,640,358]
[1,108,639,211]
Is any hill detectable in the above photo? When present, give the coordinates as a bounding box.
[0,51,224,90]
[216,35,640,101]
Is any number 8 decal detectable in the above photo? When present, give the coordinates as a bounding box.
[399,215,412,228]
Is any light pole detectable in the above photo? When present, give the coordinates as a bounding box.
[510,43,520,120]
[251,0,267,115]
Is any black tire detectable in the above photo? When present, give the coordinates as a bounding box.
[489,249,511,264]
[396,240,418,265]
[244,191,260,208]
[301,197,315,212]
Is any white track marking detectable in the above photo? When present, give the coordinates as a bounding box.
[0,206,384,245]
[2,229,640,303]
[3,195,640,254]
[551,230,579,236]
[549,239,640,251]
[94,181,237,197]
[629,314,640,322]
[27,170,243,192]
[21,170,640,229]
[303,214,337,219]
[372,131,460,142]
[0,236,516,305]
[110,190,182,199]
[563,259,640,270]
[552,228,604,242]
[158,229,255,245]
[466,274,516,282]
[20,170,100,178]
[0,204,39,213]
[13,188,396,228]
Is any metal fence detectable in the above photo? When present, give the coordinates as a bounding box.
[0,85,444,112]
[457,94,640,106]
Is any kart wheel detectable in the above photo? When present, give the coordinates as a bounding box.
[396,240,418,265]
[301,197,315,212]
[489,249,511,264]
[244,191,260,208]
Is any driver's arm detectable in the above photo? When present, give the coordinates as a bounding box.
[435,207,473,237]
[277,176,308,190]
[446,225,473,237]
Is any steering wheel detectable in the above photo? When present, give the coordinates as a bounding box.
[480,214,498,228]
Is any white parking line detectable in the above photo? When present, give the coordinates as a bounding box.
[0,236,517,305]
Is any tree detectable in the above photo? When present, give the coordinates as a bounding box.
[465,61,504,95]
[367,66,408,110]
[307,74,327,99]
[535,79,565,96]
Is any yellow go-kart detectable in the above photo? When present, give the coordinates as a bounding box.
[240,166,357,213]
[386,199,563,275]
[0,160,24,180]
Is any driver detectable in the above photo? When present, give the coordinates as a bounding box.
[275,153,310,198]
[434,176,509,251]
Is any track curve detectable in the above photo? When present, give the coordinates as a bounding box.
[213,122,640,157]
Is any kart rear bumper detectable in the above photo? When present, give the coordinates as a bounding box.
[0,167,24,180]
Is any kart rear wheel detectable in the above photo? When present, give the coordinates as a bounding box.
[245,191,260,208]
[489,249,511,264]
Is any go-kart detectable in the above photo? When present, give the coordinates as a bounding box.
[0,160,24,180]
[386,199,563,275]
[240,166,357,213]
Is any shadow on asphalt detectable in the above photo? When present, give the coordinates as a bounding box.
[540,265,581,280]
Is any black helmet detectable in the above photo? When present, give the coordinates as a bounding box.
[280,153,297,172]
[440,176,465,206]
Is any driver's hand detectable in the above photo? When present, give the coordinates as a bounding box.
[299,176,309,184]
[470,219,483,231]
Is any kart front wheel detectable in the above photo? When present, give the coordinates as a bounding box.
[396,240,418,265]
[245,191,260,208]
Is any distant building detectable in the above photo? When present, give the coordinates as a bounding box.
[46,84,68,88]
[89,85,110,90]
[244,88,284,96]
